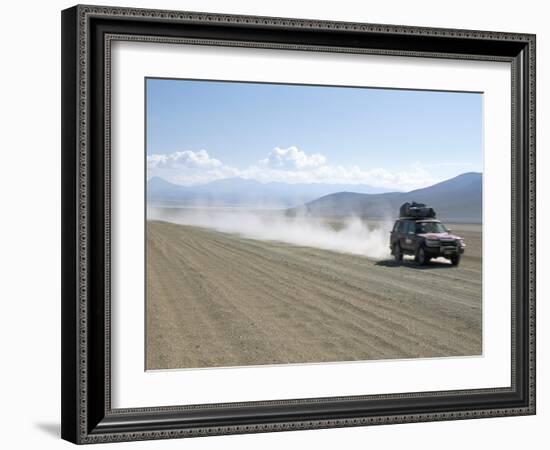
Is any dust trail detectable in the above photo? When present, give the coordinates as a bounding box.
[148,207,392,260]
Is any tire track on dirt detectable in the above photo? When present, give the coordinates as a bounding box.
[146,221,482,369]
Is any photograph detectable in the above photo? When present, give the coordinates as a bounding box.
[145,78,483,370]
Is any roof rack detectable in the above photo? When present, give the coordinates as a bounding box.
[399,202,436,219]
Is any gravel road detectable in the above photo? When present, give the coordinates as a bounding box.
[146,221,482,370]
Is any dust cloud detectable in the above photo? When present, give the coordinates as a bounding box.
[148,207,392,260]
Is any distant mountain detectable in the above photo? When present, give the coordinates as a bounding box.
[288,172,482,222]
[147,176,392,208]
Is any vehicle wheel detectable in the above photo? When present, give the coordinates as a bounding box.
[393,243,403,262]
[451,255,461,266]
[416,246,428,265]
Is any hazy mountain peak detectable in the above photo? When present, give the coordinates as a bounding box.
[289,172,482,223]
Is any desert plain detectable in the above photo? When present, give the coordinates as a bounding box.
[146,210,482,370]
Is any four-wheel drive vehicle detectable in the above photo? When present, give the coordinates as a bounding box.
[390,218,466,266]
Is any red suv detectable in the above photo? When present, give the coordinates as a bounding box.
[390,218,466,266]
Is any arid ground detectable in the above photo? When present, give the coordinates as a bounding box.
[146,218,482,370]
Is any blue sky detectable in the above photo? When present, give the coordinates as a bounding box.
[146,78,482,191]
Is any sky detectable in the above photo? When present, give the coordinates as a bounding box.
[146,78,482,191]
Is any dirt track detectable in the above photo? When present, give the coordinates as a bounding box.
[146,221,482,370]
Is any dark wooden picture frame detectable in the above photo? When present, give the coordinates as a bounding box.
[61,4,536,444]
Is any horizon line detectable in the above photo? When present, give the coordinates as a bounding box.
[148,171,482,191]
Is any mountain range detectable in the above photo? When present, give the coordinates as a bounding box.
[148,172,482,222]
[147,176,390,208]
[288,172,482,222]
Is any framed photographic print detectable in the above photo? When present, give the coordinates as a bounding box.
[61,5,536,444]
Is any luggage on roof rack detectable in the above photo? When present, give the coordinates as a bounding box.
[399,202,436,219]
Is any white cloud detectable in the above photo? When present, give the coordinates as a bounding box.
[147,149,222,170]
[242,162,436,191]
[261,146,327,169]
[148,149,240,186]
[147,147,442,191]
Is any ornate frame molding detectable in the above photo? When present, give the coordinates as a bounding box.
[61,5,536,444]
